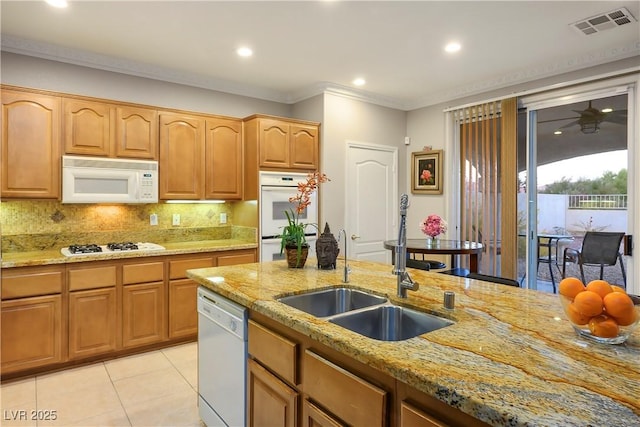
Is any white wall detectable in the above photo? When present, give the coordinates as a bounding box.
[1,52,291,118]
[321,93,407,235]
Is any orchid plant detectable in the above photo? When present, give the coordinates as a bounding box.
[420,214,448,238]
[280,172,330,265]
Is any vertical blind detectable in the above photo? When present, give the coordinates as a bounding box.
[454,102,502,275]
[452,98,518,278]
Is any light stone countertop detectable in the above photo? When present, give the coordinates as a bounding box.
[0,239,257,268]
[187,259,640,427]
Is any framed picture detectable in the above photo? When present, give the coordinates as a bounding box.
[411,150,443,194]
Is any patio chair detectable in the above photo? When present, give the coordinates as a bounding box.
[562,232,626,288]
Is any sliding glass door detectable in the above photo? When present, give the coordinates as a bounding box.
[519,82,635,293]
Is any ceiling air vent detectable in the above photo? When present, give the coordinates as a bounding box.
[571,7,636,35]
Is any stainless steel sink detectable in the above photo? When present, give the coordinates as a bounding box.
[277,287,387,317]
[329,305,453,341]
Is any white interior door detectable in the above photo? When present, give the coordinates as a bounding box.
[346,141,398,263]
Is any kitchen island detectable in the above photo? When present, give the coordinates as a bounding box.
[187,258,640,427]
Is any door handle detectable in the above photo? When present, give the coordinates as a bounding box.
[351,235,360,240]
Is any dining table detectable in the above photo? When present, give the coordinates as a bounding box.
[383,239,484,273]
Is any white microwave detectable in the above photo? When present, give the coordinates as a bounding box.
[62,155,159,204]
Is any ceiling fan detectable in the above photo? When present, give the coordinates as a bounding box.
[539,100,627,134]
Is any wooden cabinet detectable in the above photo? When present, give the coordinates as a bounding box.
[122,261,165,348]
[68,264,118,359]
[160,113,243,200]
[248,358,298,427]
[205,117,243,200]
[244,116,319,171]
[302,399,345,427]
[217,250,256,266]
[63,99,158,159]
[159,112,206,199]
[400,401,449,427]
[1,265,65,375]
[168,255,215,338]
[1,89,61,199]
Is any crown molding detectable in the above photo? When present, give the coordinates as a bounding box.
[2,35,639,112]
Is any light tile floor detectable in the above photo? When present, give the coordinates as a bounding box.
[0,342,202,427]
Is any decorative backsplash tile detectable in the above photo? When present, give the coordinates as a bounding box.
[0,201,257,252]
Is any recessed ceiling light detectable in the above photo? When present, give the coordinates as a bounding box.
[237,47,253,57]
[554,130,563,135]
[601,107,613,113]
[353,78,366,86]
[444,42,461,53]
[45,0,68,8]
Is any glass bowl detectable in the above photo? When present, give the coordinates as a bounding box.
[559,292,640,345]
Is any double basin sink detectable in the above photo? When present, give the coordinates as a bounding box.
[277,287,453,341]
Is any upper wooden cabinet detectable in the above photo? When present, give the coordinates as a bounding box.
[205,117,243,200]
[159,112,205,200]
[64,98,158,159]
[160,112,243,200]
[244,115,319,171]
[1,90,61,199]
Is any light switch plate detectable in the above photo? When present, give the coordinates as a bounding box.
[220,213,227,224]
[172,213,180,226]
[150,213,158,226]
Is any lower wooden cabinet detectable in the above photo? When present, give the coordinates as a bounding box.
[400,401,449,427]
[168,278,199,338]
[302,399,344,427]
[123,281,165,348]
[68,287,117,360]
[248,358,298,427]
[1,295,63,374]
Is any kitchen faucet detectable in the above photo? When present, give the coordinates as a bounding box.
[339,229,350,283]
[393,194,419,298]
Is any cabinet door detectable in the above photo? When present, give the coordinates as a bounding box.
[63,98,112,156]
[116,105,158,159]
[168,278,198,339]
[1,90,60,198]
[303,399,345,427]
[159,113,205,199]
[258,119,290,168]
[290,124,318,170]
[1,295,63,374]
[248,359,298,427]
[123,282,165,348]
[400,401,449,427]
[205,117,243,200]
[69,287,117,359]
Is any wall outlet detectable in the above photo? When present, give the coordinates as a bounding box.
[220,213,227,224]
[172,213,180,226]
[150,213,158,226]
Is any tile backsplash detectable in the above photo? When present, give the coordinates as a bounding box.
[1,200,257,252]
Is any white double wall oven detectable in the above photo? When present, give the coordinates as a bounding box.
[259,171,318,262]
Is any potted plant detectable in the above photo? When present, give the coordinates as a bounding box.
[280,172,330,268]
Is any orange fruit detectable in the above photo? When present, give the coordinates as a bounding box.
[611,285,627,294]
[573,290,603,317]
[603,292,635,319]
[566,302,591,325]
[558,277,585,300]
[611,309,638,327]
[588,315,620,338]
[585,280,613,299]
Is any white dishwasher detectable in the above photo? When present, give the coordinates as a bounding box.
[197,287,247,427]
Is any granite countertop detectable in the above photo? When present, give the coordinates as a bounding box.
[187,259,640,427]
[1,239,257,268]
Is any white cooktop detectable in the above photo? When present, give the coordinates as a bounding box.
[60,242,166,257]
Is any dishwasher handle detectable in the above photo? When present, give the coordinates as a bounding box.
[197,289,246,340]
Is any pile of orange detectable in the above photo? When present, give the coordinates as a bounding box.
[558,277,638,338]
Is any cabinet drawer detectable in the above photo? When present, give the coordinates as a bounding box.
[303,350,386,427]
[2,268,63,299]
[123,262,164,285]
[217,251,255,266]
[169,257,214,279]
[401,401,449,427]
[248,320,297,385]
[68,265,117,291]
